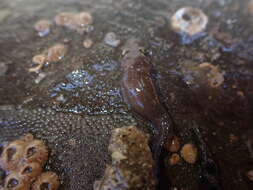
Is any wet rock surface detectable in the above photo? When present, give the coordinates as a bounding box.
[94,126,157,190]
[0,0,253,189]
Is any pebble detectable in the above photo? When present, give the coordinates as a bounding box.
[104,32,121,47]
[0,62,8,76]
[83,39,93,48]
[171,7,208,36]
[34,20,51,37]
[47,43,67,63]
[169,153,181,165]
[181,143,198,164]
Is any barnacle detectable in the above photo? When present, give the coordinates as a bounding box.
[83,39,93,48]
[20,162,42,180]
[32,172,60,190]
[171,7,208,36]
[104,32,121,47]
[29,54,47,73]
[0,134,59,190]
[46,43,68,63]
[1,139,31,171]
[34,20,51,37]
[4,173,30,190]
[74,12,93,26]
[29,44,67,72]
[54,12,76,28]
[198,62,224,88]
[168,153,181,166]
[54,11,93,33]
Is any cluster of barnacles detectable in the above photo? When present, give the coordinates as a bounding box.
[29,11,94,73]
[0,134,59,190]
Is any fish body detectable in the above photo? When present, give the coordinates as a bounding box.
[121,48,174,160]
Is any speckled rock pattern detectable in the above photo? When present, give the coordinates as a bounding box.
[0,0,253,189]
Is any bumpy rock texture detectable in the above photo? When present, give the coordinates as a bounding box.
[94,126,157,190]
[0,0,253,190]
[0,134,59,190]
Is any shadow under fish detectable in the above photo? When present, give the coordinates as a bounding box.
[191,128,222,190]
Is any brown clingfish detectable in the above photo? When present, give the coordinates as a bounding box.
[120,39,175,161]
